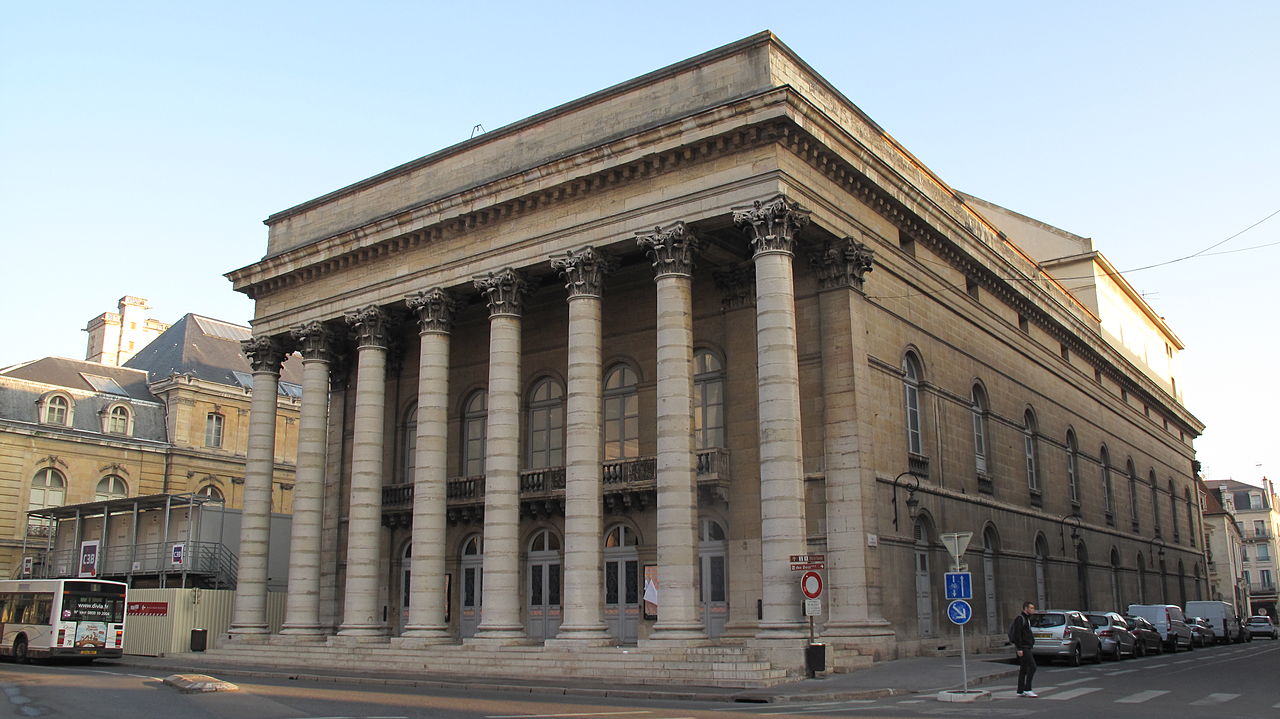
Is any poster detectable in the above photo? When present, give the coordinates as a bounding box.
[642,564,658,620]
[78,540,100,578]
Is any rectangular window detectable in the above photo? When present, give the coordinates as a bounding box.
[971,412,987,475]
[204,413,224,448]
[1257,520,1268,537]
[905,385,922,455]
[1263,569,1274,588]
[1067,453,1079,503]
[1258,544,1271,561]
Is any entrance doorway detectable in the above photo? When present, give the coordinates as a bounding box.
[603,524,640,643]
[699,519,728,638]
[459,534,482,639]
[527,529,562,641]
[914,518,933,637]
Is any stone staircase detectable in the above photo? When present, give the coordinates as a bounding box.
[183,641,794,688]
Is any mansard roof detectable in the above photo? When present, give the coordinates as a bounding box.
[124,313,302,388]
[0,357,153,401]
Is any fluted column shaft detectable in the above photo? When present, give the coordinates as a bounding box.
[736,197,809,637]
[812,238,891,635]
[403,289,455,641]
[280,322,332,636]
[475,269,527,640]
[639,224,705,639]
[230,336,285,635]
[339,306,390,636]
[552,249,611,642]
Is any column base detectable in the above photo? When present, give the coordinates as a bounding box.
[754,621,808,640]
[275,629,329,644]
[278,624,328,639]
[464,634,533,647]
[227,624,270,637]
[334,625,388,639]
[328,634,390,646]
[638,634,714,647]
[545,628,614,647]
[225,628,271,644]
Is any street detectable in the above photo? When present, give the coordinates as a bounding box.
[0,640,1277,719]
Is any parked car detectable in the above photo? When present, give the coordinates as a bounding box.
[1124,615,1164,656]
[1246,615,1279,639]
[1186,600,1243,644]
[1188,617,1215,647]
[1030,609,1104,665]
[1086,611,1137,660]
[1128,604,1193,651]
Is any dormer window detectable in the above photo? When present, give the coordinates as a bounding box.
[40,394,72,426]
[103,404,132,435]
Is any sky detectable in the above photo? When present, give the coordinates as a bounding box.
[2,1,1275,485]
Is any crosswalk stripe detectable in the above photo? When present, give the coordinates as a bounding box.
[1190,693,1240,705]
[1044,687,1101,700]
[1115,690,1169,703]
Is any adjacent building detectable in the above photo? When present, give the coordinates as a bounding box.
[1200,482,1250,616]
[0,301,301,584]
[224,32,1204,669]
[1206,478,1278,618]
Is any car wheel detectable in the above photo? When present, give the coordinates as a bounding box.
[13,638,28,665]
[1068,644,1082,667]
[1093,645,1104,664]
[1135,641,1146,657]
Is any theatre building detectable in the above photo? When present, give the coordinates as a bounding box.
[223,32,1203,678]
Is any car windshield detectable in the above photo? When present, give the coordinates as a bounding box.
[1030,613,1066,628]
[1085,614,1109,627]
[1248,618,1271,625]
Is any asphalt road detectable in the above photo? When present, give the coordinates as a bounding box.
[0,639,1276,719]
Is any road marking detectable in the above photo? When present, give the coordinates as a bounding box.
[1103,669,1135,675]
[1044,687,1101,700]
[488,714,651,718]
[757,702,876,715]
[1173,659,1196,664]
[1115,690,1169,703]
[1190,693,1240,706]
[486,706,650,711]
[1057,677,1093,686]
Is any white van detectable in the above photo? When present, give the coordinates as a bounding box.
[1127,604,1193,651]
[1185,600,1243,643]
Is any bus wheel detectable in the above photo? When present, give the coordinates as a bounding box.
[13,638,28,665]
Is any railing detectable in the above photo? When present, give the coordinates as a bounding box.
[520,466,566,497]
[25,522,53,538]
[23,540,239,587]
[1249,582,1277,596]
[604,457,656,486]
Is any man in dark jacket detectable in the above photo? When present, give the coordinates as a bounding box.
[1009,601,1038,697]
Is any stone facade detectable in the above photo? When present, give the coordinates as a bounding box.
[226,33,1204,665]
[1206,478,1278,618]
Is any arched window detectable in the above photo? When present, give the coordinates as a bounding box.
[400,402,417,483]
[1169,480,1180,542]
[694,349,725,450]
[204,412,225,448]
[1109,548,1122,611]
[902,353,924,456]
[605,524,640,548]
[526,378,564,469]
[1127,459,1140,528]
[95,475,127,502]
[603,364,639,460]
[1065,429,1080,505]
[43,394,71,425]
[529,527,561,552]
[30,468,66,510]
[982,526,1000,632]
[462,390,487,477]
[106,404,131,435]
[197,484,224,501]
[1150,470,1161,536]
[970,384,989,477]
[1100,445,1115,520]
[1185,488,1196,547]
[1023,409,1040,492]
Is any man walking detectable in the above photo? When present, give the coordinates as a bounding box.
[1009,601,1038,697]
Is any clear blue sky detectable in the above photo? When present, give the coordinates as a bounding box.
[2,1,1275,484]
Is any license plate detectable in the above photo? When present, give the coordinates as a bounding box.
[79,650,97,655]
[1033,632,1051,638]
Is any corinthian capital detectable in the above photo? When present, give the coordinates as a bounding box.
[406,288,456,334]
[290,321,335,362]
[733,195,810,257]
[637,222,699,278]
[344,305,391,348]
[550,246,612,298]
[811,236,875,292]
[474,268,528,317]
[241,335,286,374]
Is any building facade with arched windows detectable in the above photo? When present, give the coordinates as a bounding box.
[223,33,1205,673]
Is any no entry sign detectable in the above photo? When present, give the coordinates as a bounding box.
[801,570,823,599]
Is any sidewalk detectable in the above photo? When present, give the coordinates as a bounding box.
[121,651,1022,703]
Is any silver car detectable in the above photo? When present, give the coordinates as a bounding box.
[1086,611,1137,660]
[1030,610,1104,666]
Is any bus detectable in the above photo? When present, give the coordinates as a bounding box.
[0,579,127,662]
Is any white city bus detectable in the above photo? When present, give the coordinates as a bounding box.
[0,579,127,661]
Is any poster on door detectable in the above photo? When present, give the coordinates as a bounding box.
[79,540,100,578]
[643,564,658,619]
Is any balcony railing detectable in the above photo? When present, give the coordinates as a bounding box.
[1248,582,1277,596]
[382,449,732,522]
[22,541,238,587]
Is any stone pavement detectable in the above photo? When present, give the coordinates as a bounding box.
[122,651,1023,703]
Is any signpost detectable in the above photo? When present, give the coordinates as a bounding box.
[793,557,826,677]
[939,532,974,695]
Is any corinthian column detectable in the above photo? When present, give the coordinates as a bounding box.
[280,321,333,638]
[638,222,705,640]
[549,248,612,644]
[338,305,390,637]
[734,195,809,638]
[811,237,894,648]
[229,334,286,636]
[473,268,528,642]
[399,288,455,643]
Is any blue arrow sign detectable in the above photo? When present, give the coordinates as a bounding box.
[947,599,972,625]
[944,572,972,600]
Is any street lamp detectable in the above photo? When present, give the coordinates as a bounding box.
[892,471,923,531]
[1060,513,1082,554]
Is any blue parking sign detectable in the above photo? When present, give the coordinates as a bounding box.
[944,572,972,600]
